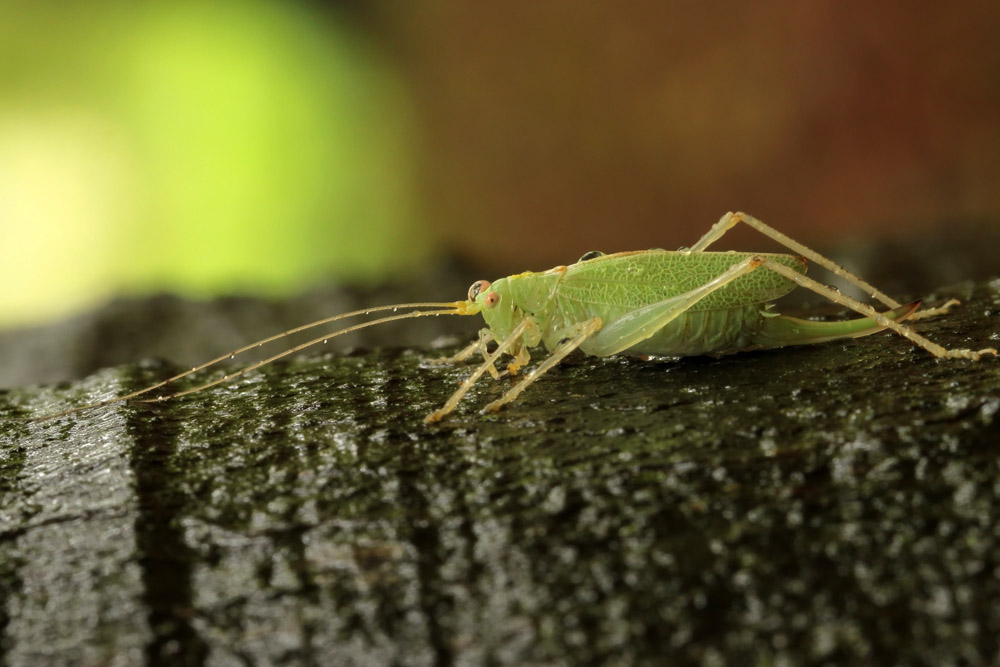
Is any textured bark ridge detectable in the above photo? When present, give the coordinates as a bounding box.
[2,239,1000,665]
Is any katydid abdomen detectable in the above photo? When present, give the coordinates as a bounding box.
[595,305,771,356]
[548,298,919,358]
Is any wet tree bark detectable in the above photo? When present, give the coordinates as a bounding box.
[2,228,1000,665]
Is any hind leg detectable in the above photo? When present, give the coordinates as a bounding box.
[689,212,902,309]
[759,259,996,360]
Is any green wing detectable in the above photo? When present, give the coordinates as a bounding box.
[557,251,805,312]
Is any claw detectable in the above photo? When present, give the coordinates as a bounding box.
[910,298,962,321]
[943,347,998,361]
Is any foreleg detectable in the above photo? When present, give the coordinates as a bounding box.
[425,318,532,423]
[427,337,481,365]
[481,317,603,413]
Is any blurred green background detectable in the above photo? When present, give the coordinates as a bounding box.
[3,1,1000,329]
[0,1,424,327]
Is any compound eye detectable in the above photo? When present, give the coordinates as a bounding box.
[484,291,500,308]
[468,280,492,301]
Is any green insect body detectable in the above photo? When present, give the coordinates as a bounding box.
[475,250,913,360]
[23,212,996,424]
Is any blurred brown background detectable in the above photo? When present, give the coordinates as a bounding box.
[376,2,1000,269]
[2,1,999,327]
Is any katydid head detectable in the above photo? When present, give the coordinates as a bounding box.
[465,277,523,341]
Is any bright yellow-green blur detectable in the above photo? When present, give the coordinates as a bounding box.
[0,2,426,327]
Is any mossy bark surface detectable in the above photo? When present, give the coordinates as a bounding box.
[2,236,1000,665]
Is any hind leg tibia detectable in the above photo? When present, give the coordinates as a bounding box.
[689,212,901,309]
[760,259,996,360]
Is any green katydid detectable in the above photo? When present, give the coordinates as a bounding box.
[24,212,997,424]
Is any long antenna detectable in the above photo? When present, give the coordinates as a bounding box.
[140,308,464,402]
[25,302,467,422]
